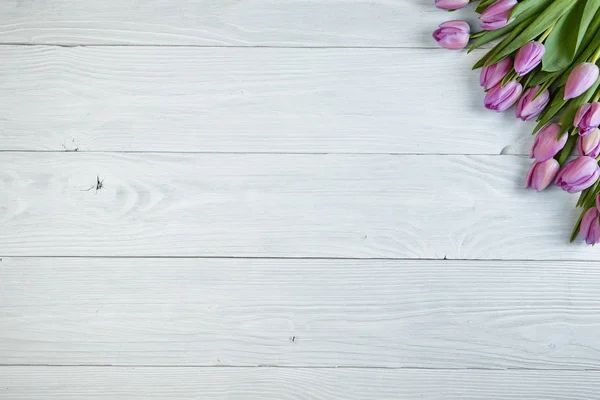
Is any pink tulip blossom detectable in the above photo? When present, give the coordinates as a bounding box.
[574,102,600,136]
[480,0,517,30]
[480,58,512,90]
[525,159,560,192]
[577,128,600,158]
[514,42,545,76]
[555,156,600,193]
[564,63,600,100]
[433,20,470,50]
[580,207,600,245]
[530,123,567,162]
[484,81,522,112]
[515,86,549,121]
[435,0,470,10]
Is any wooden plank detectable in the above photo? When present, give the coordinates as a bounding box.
[0,0,481,47]
[2,367,600,400]
[0,46,532,154]
[0,153,591,259]
[3,257,600,368]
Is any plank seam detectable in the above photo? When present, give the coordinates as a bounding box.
[0,150,527,156]
[0,43,460,50]
[1,365,600,371]
[0,255,597,263]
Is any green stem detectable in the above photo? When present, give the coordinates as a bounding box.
[538,23,555,43]
[558,132,577,166]
[592,89,600,103]
[501,69,518,87]
[534,74,559,100]
[570,208,586,243]
[591,46,600,64]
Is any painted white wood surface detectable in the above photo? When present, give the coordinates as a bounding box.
[0,0,483,47]
[2,0,597,397]
[2,257,600,368]
[0,46,532,154]
[2,367,600,400]
[1,152,591,260]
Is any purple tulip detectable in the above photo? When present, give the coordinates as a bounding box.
[480,0,517,30]
[515,86,550,121]
[574,102,600,136]
[530,123,567,162]
[525,158,560,192]
[577,128,600,158]
[433,20,470,50]
[555,156,600,193]
[580,207,600,245]
[480,57,512,90]
[514,42,545,76]
[484,81,522,112]
[435,0,470,10]
[564,63,600,100]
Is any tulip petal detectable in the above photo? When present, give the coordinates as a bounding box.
[565,63,600,100]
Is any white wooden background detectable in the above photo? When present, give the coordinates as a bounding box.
[1,1,599,399]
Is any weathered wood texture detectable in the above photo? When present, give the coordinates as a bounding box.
[3,257,600,368]
[0,46,530,154]
[0,152,589,259]
[2,367,600,400]
[0,0,482,47]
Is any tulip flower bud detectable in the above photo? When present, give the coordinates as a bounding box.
[514,42,545,76]
[574,102,600,136]
[484,81,522,112]
[564,63,600,100]
[480,57,512,90]
[555,156,600,193]
[432,20,470,50]
[480,0,517,30]
[435,0,470,10]
[577,128,600,158]
[525,158,560,192]
[580,207,600,245]
[531,123,567,162]
[515,86,550,121]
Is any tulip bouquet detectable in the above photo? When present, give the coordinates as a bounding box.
[433,0,600,245]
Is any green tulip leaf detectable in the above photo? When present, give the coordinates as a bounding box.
[472,17,533,69]
[522,65,542,87]
[557,133,577,165]
[556,6,600,86]
[570,209,586,242]
[533,87,566,134]
[510,0,549,20]
[469,0,548,53]
[542,0,600,72]
[470,31,487,40]
[487,0,579,65]
[527,70,559,86]
[468,23,520,54]
[575,0,600,51]
[475,0,499,14]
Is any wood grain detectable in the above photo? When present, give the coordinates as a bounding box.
[2,367,600,400]
[1,152,591,259]
[0,0,482,47]
[3,257,600,368]
[0,46,533,154]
